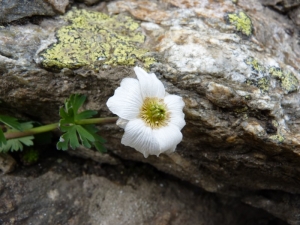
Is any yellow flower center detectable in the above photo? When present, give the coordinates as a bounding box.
[140,97,170,129]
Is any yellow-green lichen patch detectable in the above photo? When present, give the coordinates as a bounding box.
[245,56,269,93]
[226,12,252,36]
[40,9,155,70]
[269,67,299,93]
[257,77,270,93]
[269,134,284,143]
[245,57,266,75]
[244,57,299,94]
[245,57,270,93]
[268,67,283,79]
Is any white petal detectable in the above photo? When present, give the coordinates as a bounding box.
[106,78,143,120]
[153,124,183,154]
[116,118,129,129]
[121,118,160,158]
[164,94,186,129]
[134,66,165,99]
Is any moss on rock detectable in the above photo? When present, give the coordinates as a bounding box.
[40,9,155,70]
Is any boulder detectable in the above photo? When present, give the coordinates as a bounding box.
[0,155,287,225]
[0,0,69,24]
[0,0,300,224]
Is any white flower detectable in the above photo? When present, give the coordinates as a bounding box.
[106,66,185,158]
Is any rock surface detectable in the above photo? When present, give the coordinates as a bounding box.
[0,0,300,224]
[0,0,69,24]
[0,154,288,225]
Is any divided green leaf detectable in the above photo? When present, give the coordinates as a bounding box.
[57,94,106,152]
[0,136,34,153]
[0,122,35,153]
[84,125,106,153]
[0,115,23,131]
[0,115,24,147]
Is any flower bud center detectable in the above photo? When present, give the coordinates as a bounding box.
[140,97,169,129]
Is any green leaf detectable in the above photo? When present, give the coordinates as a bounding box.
[59,94,89,126]
[76,125,95,142]
[57,94,106,152]
[57,124,106,152]
[19,121,34,130]
[0,129,7,147]
[57,134,70,151]
[0,121,35,153]
[84,125,106,153]
[0,115,22,130]
[59,107,68,119]
[71,94,86,113]
[57,125,94,150]
[0,136,34,153]
[75,110,97,120]
[94,141,107,153]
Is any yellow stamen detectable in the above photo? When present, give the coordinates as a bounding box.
[140,97,170,129]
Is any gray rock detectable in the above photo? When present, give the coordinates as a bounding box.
[0,0,69,24]
[0,153,16,174]
[0,157,287,225]
[0,0,300,223]
[260,0,300,11]
[46,0,69,14]
[84,0,102,6]
[243,192,300,225]
[289,6,300,26]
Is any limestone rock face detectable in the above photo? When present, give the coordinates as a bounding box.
[0,0,300,224]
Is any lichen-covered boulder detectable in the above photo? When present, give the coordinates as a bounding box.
[38,9,155,70]
[1,0,300,224]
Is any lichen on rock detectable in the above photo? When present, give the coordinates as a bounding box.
[226,11,252,36]
[269,133,285,143]
[245,57,266,75]
[40,9,155,70]
[245,56,299,94]
[245,57,270,93]
[269,67,299,93]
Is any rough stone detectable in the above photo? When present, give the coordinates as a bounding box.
[0,0,300,224]
[46,0,69,14]
[0,0,69,24]
[0,156,288,225]
[289,6,300,26]
[260,0,300,12]
[243,192,300,225]
[0,153,16,174]
[83,0,102,6]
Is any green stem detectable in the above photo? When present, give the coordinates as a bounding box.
[76,117,118,125]
[4,117,118,140]
[5,123,58,139]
